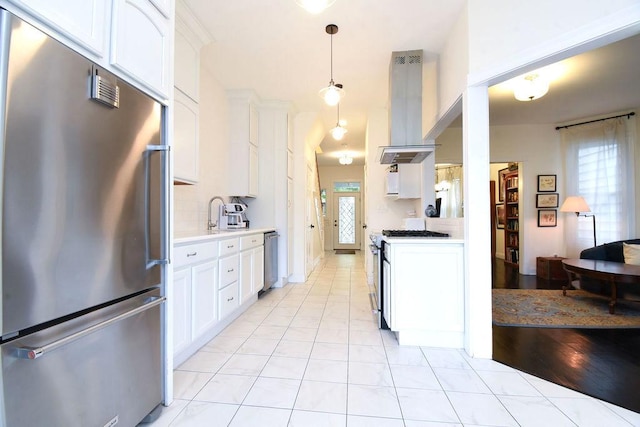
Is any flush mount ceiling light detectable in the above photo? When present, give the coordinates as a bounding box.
[319,24,345,106]
[513,72,549,101]
[296,0,336,14]
[338,144,353,165]
[330,103,348,140]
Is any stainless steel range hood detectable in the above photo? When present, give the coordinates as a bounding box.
[379,50,434,164]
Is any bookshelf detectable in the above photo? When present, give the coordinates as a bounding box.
[504,170,519,266]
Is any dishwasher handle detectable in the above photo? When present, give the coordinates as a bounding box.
[15,296,166,360]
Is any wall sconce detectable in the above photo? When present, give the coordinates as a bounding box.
[560,195,596,246]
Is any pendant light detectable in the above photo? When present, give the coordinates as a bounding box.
[319,24,345,106]
[296,0,336,14]
[338,144,353,165]
[330,103,347,140]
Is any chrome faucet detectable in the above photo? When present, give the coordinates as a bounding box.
[207,196,226,230]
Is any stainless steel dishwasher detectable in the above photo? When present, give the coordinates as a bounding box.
[263,231,279,292]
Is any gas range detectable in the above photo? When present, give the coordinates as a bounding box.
[382,229,450,238]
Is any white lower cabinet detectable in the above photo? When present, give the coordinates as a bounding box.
[218,282,239,319]
[239,234,264,304]
[191,260,218,339]
[172,241,218,361]
[385,240,464,347]
[172,232,267,366]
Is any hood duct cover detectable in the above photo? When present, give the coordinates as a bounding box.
[380,50,433,164]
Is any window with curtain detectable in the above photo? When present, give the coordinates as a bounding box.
[561,115,636,257]
[435,165,463,218]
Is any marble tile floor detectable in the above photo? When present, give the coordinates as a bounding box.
[147,251,640,427]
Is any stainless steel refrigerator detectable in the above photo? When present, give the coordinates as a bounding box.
[0,8,168,426]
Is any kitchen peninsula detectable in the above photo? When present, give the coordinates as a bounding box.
[382,235,465,347]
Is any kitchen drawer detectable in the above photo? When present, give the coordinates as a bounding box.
[218,281,239,320]
[240,233,264,250]
[219,254,239,288]
[219,237,240,257]
[174,242,218,268]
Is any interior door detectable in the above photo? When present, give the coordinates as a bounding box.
[332,192,361,250]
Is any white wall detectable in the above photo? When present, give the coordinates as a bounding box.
[467,0,640,78]
[174,61,230,234]
[437,4,469,122]
[318,165,365,251]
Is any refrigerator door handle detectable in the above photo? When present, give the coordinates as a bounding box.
[145,144,170,268]
[14,296,166,360]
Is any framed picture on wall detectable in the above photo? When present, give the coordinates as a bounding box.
[536,193,559,208]
[498,168,509,202]
[537,174,557,192]
[538,209,557,227]
[496,204,505,229]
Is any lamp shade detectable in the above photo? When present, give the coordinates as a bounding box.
[338,154,353,165]
[331,124,347,140]
[560,196,591,213]
[319,83,345,106]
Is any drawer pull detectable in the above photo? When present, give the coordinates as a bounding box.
[227,245,234,249]
[227,268,234,273]
[227,296,234,302]
[186,252,197,257]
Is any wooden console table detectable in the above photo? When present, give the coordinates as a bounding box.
[561,259,640,314]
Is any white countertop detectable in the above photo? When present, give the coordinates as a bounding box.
[382,236,464,244]
[174,227,276,245]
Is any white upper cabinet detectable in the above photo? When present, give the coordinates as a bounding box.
[111,0,171,98]
[174,28,199,102]
[173,88,199,184]
[149,0,171,17]
[5,0,173,102]
[228,90,260,198]
[9,0,110,56]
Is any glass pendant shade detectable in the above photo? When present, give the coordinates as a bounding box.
[513,73,549,101]
[319,83,345,106]
[339,154,353,165]
[296,0,336,14]
[331,124,347,140]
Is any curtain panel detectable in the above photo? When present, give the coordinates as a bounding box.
[560,116,636,257]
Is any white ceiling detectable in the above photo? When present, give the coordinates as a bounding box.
[184,0,640,165]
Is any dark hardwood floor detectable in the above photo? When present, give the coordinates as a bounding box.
[492,259,640,413]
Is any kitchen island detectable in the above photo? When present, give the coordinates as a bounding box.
[382,236,465,347]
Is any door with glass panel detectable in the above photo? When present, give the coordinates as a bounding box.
[332,186,361,250]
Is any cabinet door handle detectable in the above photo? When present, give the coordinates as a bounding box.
[227,268,234,273]
[186,252,197,257]
[227,296,234,302]
[227,245,234,249]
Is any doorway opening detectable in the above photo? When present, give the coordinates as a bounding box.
[332,181,361,251]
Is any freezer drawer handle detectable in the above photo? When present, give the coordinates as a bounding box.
[15,296,166,360]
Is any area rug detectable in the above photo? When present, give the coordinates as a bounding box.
[335,249,356,255]
[492,289,640,328]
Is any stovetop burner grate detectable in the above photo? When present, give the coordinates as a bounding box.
[382,229,449,238]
